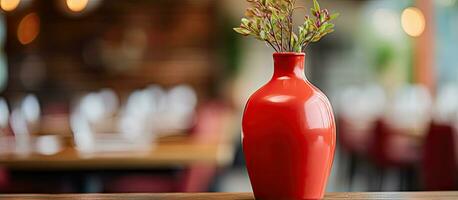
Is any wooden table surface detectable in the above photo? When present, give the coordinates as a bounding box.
[0,136,234,170]
[1,192,458,200]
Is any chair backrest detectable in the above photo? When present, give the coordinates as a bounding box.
[369,119,391,167]
[422,122,457,190]
[0,168,9,192]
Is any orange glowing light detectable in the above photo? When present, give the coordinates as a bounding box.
[66,0,88,12]
[401,7,426,37]
[0,0,20,11]
[17,12,40,45]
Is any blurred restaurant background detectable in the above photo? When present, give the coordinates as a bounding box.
[0,0,457,193]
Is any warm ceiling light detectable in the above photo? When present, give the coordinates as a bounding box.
[17,12,40,45]
[401,7,426,37]
[0,0,20,11]
[66,0,88,12]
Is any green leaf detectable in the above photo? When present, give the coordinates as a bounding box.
[303,20,311,30]
[320,14,326,22]
[312,34,322,42]
[305,32,314,40]
[319,25,326,32]
[290,32,299,52]
[312,0,320,12]
[323,23,334,30]
[260,30,267,39]
[234,27,251,36]
[330,13,340,20]
[299,26,304,35]
[241,18,250,26]
[325,29,335,34]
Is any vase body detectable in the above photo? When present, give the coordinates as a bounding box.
[242,53,336,200]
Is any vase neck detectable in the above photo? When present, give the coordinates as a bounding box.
[272,53,306,80]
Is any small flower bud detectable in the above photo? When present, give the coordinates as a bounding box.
[315,20,321,27]
[322,9,329,16]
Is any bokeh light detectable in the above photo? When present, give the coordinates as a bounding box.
[372,8,400,39]
[66,0,88,12]
[0,0,20,12]
[401,7,426,37]
[21,94,41,123]
[0,98,9,128]
[17,12,40,45]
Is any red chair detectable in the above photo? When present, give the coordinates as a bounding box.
[337,116,374,189]
[0,168,9,192]
[372,120,423,165]
[369,119,422,190]
[422,122,457,190]
[179,102,227,192]
[338,117,372,156]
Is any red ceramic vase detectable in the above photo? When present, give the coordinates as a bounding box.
[242,53,336,200]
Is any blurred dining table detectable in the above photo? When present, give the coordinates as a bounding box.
[1,192,458,200]
[0,103,237,170]
[0,134,235,170]
[0,103,237,193]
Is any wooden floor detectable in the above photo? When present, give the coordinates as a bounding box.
[1,192,458,200]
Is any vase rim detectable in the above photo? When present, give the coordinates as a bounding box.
[273,52,305,57]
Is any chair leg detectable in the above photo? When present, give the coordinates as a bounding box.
[378,168,385,191]
[406,167,419,191]
[399,169,406,191]
[347,154,357,191]
[369,166,385,191]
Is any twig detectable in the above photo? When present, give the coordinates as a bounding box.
[246,25,279,52]
[288,14,293,52]
[288,0,296,51]
[293,6,307,11]
[268,17,281,51]
[280,24,284,51]
[302,31,318,51]
[266,40,279,52]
